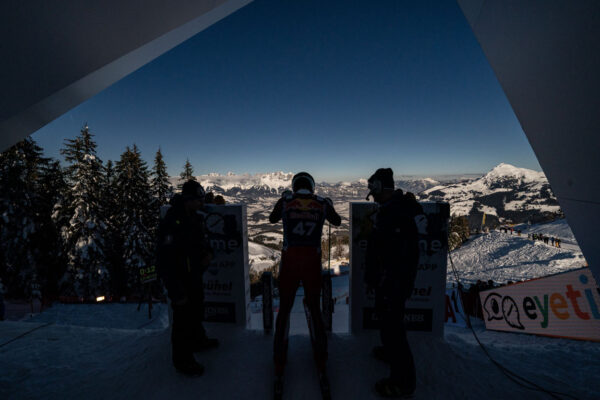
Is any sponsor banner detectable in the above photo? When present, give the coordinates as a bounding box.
[204,301,236,323]
[203,205,251,327]
[445,288,467,327]
[362,308,433,331]
[350,202,449,337]
[480,267,600,341]
[139,264,157,284]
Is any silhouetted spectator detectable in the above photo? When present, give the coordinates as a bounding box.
[364,168,421,398]
[156,180,217,376]
[214,195,225,205]
[204,191,215,204]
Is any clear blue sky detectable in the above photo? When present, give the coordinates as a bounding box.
[32,0,540,182]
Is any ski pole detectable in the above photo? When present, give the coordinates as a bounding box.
[328,222,331,271]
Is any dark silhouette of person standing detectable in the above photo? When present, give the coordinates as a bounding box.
[269,172,341,399]
[364,168,422,398]
[156,180,218,376]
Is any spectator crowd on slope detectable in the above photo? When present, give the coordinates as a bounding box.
[498,226,562,247]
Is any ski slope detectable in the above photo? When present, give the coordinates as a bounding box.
[449,229,585,286]
[248,241,281,273]
[1,304,598,399]
[515,218,579,247]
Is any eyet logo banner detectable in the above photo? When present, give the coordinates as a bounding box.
[480,267,600,341]
[203,205,251,327]
[350,202,449,337]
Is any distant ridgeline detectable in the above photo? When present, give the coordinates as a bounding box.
[418,164,562,228]
[169,172,467,200]
[171,163,561,229]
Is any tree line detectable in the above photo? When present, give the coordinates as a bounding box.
[0,125,197,301]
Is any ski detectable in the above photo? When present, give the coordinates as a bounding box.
[303,299,332,400]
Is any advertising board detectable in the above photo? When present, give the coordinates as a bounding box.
[480,267,600,341]
[350,202,449,337]
[203,204,251,327]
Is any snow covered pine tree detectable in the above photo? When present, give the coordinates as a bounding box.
[59,125,110,300]
[0,138,45,299]
[115,145,155,297]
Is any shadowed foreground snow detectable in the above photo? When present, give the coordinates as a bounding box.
[1,304,598,400]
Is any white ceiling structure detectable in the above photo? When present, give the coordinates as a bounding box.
[1,0,599,285]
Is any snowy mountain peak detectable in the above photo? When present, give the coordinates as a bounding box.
[420,163,558,222]
[483,163,544,185]
[175,171,294,194]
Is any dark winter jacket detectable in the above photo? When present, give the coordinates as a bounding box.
[156,194,213,303]
[365,190,422,301]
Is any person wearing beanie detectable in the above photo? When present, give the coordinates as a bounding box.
[156,179,218,376]
[365,168,423,398]
[269,172,341,399]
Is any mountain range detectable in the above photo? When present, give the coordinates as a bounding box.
[169,163,562,238]
[419,163,561,226]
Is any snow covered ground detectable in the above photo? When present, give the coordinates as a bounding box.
[248,241,280,273]
[2,219,597,399]
[449,227,586,286]
[249,274,350,333]
[515,219,579,247]
[1,304,598,399]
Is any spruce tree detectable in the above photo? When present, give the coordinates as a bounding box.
[34,160,68,299]
[0,138,44,298]
[449,216,470,251]
[102,159,124,296]
[152,148,172,206]
[179,158,196,188]
[59,125,109,299]
[114,145,154,295]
